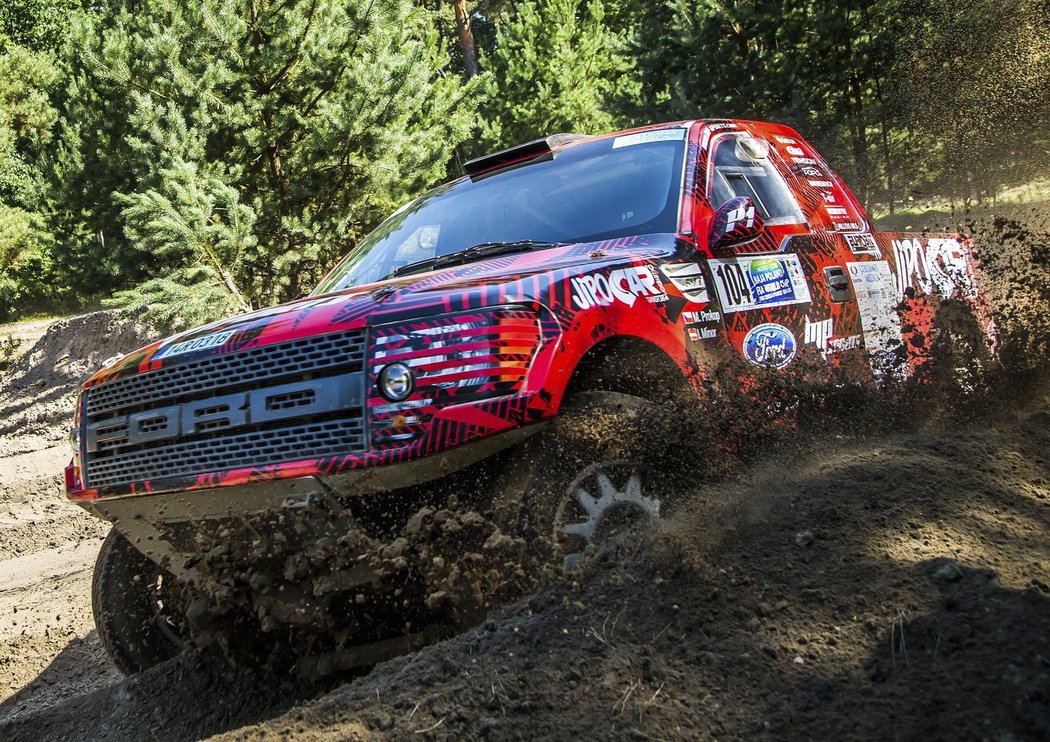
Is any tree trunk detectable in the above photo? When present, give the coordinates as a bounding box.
[452,0,478,79]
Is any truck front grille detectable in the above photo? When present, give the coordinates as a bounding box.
[81,329,368,489]
[85,418,365,488]
[86,330,366,416]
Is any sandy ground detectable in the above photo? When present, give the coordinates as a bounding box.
[0,209,1047,740]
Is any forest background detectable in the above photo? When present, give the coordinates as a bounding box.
[0,0,1047,329]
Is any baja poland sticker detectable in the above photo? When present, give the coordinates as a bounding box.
[708,254,812,314]
[743,323,797,368]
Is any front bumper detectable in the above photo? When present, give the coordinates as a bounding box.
[84,423,543,579]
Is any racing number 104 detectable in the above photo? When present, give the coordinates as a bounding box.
[715,262,751,308]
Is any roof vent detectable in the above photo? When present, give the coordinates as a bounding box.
[463,133,592,179]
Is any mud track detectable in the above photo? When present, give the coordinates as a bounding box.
[1,209,1049,740]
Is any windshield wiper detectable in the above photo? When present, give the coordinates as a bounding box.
[390,240,562,278]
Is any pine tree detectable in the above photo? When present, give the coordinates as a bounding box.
[0,45,62,319]
[55,0,478,329]
[475,0,637,152]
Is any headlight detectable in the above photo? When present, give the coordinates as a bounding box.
[378,362,414,401]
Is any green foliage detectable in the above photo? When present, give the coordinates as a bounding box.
[55,0,477,328]
[475,0,637,152]
[0,45,63,320]
[0,0,1044,324]
[0,0,84,52]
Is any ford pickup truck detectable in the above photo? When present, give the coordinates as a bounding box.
[66,119,996,674]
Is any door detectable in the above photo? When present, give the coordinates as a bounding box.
[695,125,869,376]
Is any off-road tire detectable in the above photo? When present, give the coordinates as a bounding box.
[92,528,186,675]
[493,391,675,568]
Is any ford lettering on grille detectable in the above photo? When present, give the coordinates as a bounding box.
[80,329,368,488]
[85,374,362,452]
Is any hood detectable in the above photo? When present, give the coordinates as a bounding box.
[83,236,679,390]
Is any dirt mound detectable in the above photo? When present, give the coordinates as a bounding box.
[171,499,549,677]
[0,310,155,457]
[220,400,1048,740]
[968,206,1050,373]
[8,397,1044,741]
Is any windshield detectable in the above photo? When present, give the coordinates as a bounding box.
[313,129,687,293]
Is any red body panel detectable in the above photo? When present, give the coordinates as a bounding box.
[66,120,996,509]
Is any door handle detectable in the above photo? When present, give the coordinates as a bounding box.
[823,266,852,302]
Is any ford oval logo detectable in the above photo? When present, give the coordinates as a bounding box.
[743,323,797,369]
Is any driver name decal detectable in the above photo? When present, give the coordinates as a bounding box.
[709,254,812,314]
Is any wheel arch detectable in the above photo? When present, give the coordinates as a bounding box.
[562,334,697,405]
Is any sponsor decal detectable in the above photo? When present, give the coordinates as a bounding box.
[800,166,822,177]
[571,266,668,309]
[832,221,864,232]
[825,205,849,216]
[743,323,797,368]
[774,135,797,144]
[804,316,864,358]
[807,179,833,188]
[612,128,687,149]
[155,329,236,359]
[891,237,975,301]
[708,122,736,132]
[843,232,880,256]
[822,192,838,203]
[153,293,350,357]
[792,156,817,165]
[786,145,805,156]
[804,316,833,354]
[827,334,863,353]
[848,261,905,382]
[660,262,710,303]
[709,254,812,314]
[726,202,756,233]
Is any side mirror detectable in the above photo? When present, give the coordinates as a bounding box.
[708,196,764,255]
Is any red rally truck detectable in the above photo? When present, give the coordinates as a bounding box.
[66,120,995,674]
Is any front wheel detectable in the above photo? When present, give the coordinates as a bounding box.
[92,528,187,675]
[492,392,671,569]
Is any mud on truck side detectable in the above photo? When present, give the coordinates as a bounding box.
[66,120,996,675]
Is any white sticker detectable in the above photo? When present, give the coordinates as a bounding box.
[155,329,236,359]
[843,233,880,256]
[848,261,904,382]
[891,237,976,302]
[709,254,813,314]
[612,128,687,149]
[660,262,710,303]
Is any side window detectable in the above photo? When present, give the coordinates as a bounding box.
[709,135,804,226]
